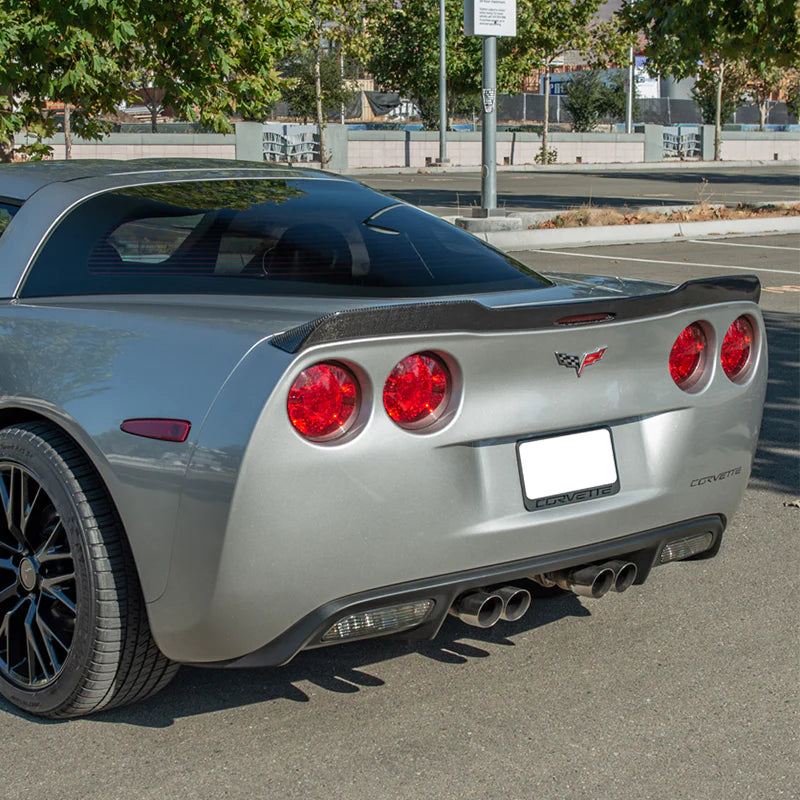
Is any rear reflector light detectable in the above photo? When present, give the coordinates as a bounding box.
[669,323,707,390]
[287,362,359,441]
[555,312,616,326]
[321,600,434,642]
[383,352,450,428]
[659,532,715,564]
[720,315,754,381]
[121,419,191,442]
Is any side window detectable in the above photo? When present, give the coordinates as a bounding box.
[0,202,20,239]
[107,215,204,263]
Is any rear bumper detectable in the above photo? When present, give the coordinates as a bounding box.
[192,514,724,668]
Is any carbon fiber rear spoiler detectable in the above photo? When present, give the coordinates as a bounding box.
[269,275,761,354]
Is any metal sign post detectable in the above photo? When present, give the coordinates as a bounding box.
[464,0,516,213]
[481,37,497,210]
[438,0,449,164]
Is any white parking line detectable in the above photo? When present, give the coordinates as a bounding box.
[687,239,800,251]
[531,249,800,276]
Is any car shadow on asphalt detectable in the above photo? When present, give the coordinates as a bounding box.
[750,311,800,496]
[0,589,588,727]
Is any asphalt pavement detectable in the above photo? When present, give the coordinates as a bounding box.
[357,163,800,217]
[3,205,799,800]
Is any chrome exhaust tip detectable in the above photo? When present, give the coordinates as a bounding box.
[449,591,504,628]
[545,565,615,598]
[606,560,638,592]
[496,586,531,622]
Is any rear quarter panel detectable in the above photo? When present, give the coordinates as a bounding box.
[0,299,292,600]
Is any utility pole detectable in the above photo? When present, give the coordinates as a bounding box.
[437,0,449,164]
[625,0,634,134]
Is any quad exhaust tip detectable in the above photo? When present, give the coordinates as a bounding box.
[532,560,638,599]
[449,585,532,628]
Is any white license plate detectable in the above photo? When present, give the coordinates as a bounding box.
[517,428,619,511]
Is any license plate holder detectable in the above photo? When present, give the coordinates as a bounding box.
[517,428,620,512]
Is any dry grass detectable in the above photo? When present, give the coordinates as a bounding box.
[533,202,800,229]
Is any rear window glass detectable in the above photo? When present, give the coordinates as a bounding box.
[0,202,19,239]
[21,179,551,298]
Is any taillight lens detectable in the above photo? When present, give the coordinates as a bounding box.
[720,316,754,381]
[669,323,707,389]
[287,362,359,441]
[383,352,450,428]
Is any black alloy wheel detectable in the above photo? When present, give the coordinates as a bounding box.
[0,463,77,688]
[0,422,177,718]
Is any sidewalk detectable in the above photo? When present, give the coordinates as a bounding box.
[339,159,800,177]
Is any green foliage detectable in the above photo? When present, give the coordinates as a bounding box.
[0,208,11,236]
[516,0,603,70]
[0,0,137,159]
[691,62,748,125]
[117,180,305,211]
[787,74,800,121]
[134,0,308,131]
[367,0,483,129]
[564,71,605,132]
[620,0,797,158]
[282,48,358,122]
[534,146,557,164]
[600,70,639,123]
[586,19,638,70]
[0,0,307,159]
[621,0,799,78]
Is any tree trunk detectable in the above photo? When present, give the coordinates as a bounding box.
[1,87,15,162]
[64,103,72,160]
[758,95,767,131]
[713,61,724,161]
[314,41,327,169]
[542,65,551,159]
[151,102,158,134]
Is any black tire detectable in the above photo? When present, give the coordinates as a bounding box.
[0,421,177,718]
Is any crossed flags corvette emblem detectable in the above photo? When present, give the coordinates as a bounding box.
[555,347,608,377]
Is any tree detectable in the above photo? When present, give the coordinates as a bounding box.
[0,0,305,161]
[368,0,483,130]
[787,72,800,122]
[691,61,748,126]
[600,70,639,123]
[514,0,603,160]
[743,61,785,130]
[622,0,800,159]
[134,0,307,133]
[564,71,604,132]
[282,47,358,123]
[0,0,136,161]
[290,0,370,168]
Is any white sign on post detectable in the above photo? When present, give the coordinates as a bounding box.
[464,0,517,37]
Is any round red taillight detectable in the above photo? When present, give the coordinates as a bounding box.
[669,323,707,389]
[720,316,754,381]
[287,362,359,441]
[383,352,450,428]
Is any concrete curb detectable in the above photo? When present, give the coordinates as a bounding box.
[340,159,800,176]
[471,215,800,252]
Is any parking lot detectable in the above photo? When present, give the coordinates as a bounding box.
[4,226,799,799]
[359,163,800,216]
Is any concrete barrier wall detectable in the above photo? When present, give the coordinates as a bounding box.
[347,131,646,168]
[41,132,237,161]
[32,125,800,168]
[720,131,800,162]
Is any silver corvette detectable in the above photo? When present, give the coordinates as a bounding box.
[0,160,766,718]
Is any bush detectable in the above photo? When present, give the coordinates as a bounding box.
[564,71,604,132]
